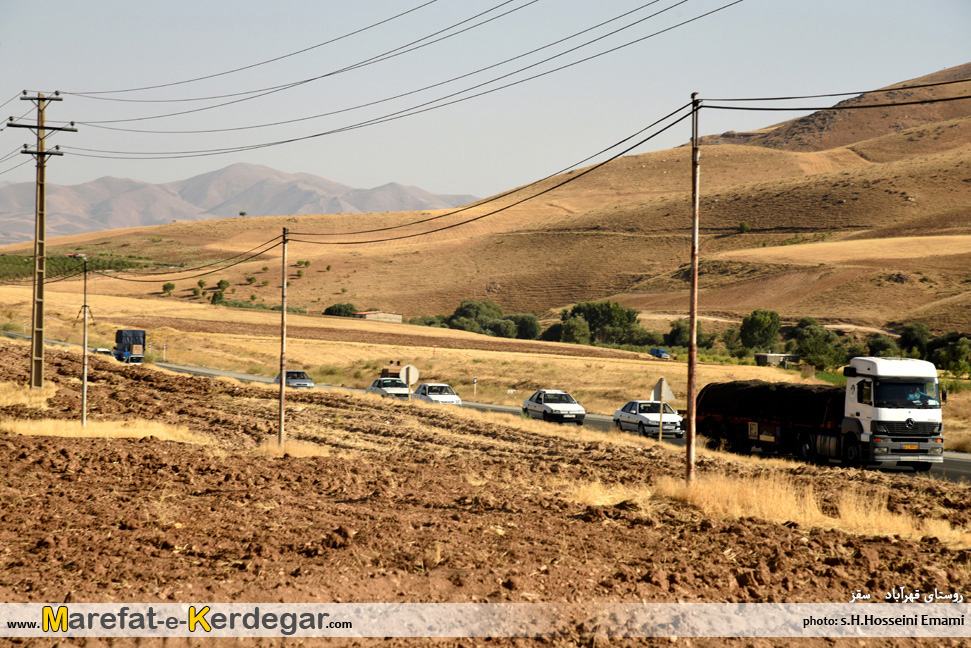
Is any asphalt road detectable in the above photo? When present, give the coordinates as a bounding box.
[3,334,966,482]
[155,362,971,484]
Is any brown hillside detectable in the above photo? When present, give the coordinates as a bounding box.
[4,64,971,335]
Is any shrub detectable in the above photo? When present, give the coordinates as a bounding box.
[216,279,230,291]
[506,313,541,340]
[561,316,591,345]
[162,282,175,295]
[323,303,357,317]
[210,290,224,304]
[738,221,752,233]
[482,318,517,338]
[192,287,201,297]
[261,280,269,287]
[246,276,256,284]
[197,279,207,289]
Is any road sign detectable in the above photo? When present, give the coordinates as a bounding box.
[652,377,676,402]
[400,365,420,386]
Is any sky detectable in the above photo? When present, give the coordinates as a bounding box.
[0,0,968,199]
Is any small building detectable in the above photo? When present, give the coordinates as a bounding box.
[754,353,800,368]
[353,310,403,324]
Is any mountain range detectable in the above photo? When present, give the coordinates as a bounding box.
[0,163,478,246]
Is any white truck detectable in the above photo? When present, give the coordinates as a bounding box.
[695,357,945,471]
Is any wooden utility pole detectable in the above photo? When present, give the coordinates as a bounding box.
[686,93,702,483]
[8,92,76,388]
[278,228,288,446]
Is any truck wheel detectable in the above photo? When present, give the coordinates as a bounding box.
[842,436,862,468]
[913,462,933,473]
[797,434,816,463]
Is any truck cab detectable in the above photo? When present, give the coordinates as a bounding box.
[842,357,944,471]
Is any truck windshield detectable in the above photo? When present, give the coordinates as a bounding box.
[874,380,941,409]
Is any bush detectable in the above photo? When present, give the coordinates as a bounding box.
[482,318,517,338]
[506,313,542,340]
[216,279,230,291]
[540,322,564,342]
[323,303,357,317]
[162,282,175,295]
[738,221,752,233]
[448,316,484,335]
[561,316,591,345]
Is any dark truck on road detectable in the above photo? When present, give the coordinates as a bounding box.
[695,357,944,471]
[113,329,146,365]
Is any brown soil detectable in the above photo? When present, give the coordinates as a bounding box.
[3,339,971,647]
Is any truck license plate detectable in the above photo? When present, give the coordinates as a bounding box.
[902,444,918,450]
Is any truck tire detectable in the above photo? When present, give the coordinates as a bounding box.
[913,462,933,473]
[797,434,816,463]
[842,435,862,468]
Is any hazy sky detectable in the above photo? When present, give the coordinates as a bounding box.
[1,0,968,198]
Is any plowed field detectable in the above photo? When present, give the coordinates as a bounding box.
[2,338,971,647]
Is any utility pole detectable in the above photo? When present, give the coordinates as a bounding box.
[686,92,702,484]
[70,255,91,427]
[279,228,288,447]
[8,91,76,388]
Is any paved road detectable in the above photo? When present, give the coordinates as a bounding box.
[4,338,965,483]
[156,362,971,483]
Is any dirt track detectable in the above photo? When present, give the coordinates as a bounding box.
[3,339,971,646]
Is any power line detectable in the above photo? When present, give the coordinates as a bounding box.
[704,93,971,112]
[62,0,740,160]
[703,76,971,102]
[95,238,285,283]
[64,0,538,125]
[292,102,693,237]
[63,1,442,96]
[290,109,693,246]
[79,0,671,136]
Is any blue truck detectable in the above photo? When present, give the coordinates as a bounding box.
[113,329,146,365]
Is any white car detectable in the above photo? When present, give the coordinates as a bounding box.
[273,370,315,389]
[412,383,462,406]
[613,400,683,438]
[366,377,410,399]
[522,389,585,425]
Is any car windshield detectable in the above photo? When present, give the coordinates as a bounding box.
[544,393,576,404]
[427,386,455,395]
[874,380,941,409]
[381,379,406,388]
[287,371,310,380]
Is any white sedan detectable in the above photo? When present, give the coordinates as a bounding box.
[412,383,462,406]
[522,389,585,425]
[365,377,410,399]
[613,400,683,438]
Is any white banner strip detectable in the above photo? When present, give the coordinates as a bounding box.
[1,603,969,638]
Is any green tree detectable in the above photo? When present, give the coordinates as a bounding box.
[899,322,932,357]
[246,276,256,284]
[566,301,638,340]
[560,316,591,345]
[197,279,207,290]
[482,318,517,338]
[452,299,504,322]
[210,290,224,305]
[866,335,900,358]
[324,303,357,317]
[740,309,781,349]
[162,282,175,296]
[506,313,542,340]
[448,316,484,335]
[216,279,231,292]
[795,325,847,369]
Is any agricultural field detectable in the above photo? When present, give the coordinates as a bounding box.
[4,336,971,647]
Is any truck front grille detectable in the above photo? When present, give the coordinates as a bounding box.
[880,421,940,435]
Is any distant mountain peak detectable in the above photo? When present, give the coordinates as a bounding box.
[0,165,478,247]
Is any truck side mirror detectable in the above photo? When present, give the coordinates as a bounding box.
[843,366,857,377]
[942,386,948,404]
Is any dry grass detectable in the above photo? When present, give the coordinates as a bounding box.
[0,417,213,445]
[653,473,971,548]
[0,382,56,408]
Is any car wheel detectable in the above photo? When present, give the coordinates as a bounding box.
[613,419,622,430]
[542,411,550,422]
[637,422,647,437]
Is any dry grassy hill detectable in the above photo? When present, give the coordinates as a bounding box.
[4,64,971,334]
